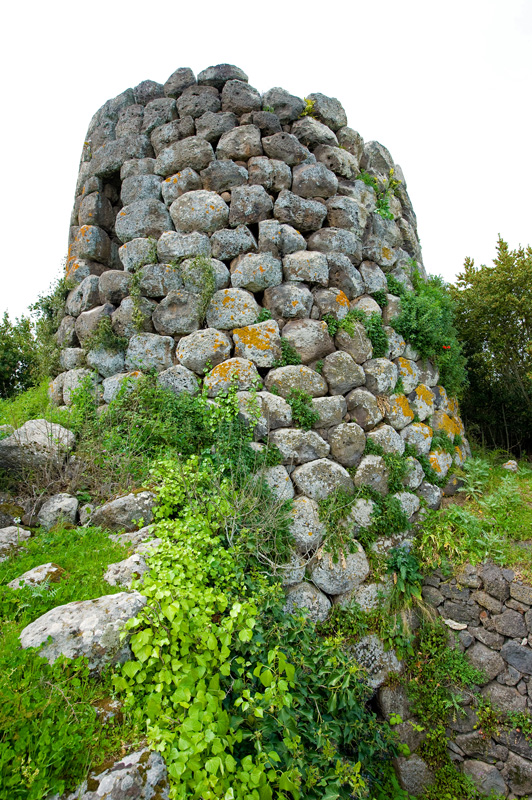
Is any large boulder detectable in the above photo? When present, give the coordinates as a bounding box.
[37,493,79,530]
[311,544,369,595]
[90,491,156,531]
[19,592,147,672]
[56,748,169,800]
[0,420,75,473]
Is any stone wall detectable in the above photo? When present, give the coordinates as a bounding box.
[50,61,471,613]
[381,563,532,798]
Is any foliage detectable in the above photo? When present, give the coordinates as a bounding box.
[0,379,69,431]
[386,274,407,298]
[0,313,37,399]
[430,430,455,455]
[451,237,532,453]
[255,308,273,323]
[272,338,302,367]
[29,274,71,381]
[357,169,401,220]
[314,359,324,375]
[285,388,319,431]
[385,547,422,612]
[323,310,388,358]
[370,290,388,308]
[115,457,400,800]
[181,256,217,321]
[0,649,135,799]
[364,313,388,358]
[392,273,467,397]
[83,316,128,354]
[299,97,317,118]
[0,524,136,798]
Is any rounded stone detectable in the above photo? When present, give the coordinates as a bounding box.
[269,428,330,464]
[363,358,398,395]
[281,320,335,364]
[401,422,433,455]
[311,544,370,595]
[176,328,232,374]
[170,190,229,233]
[335,326,373,364]
[263,284,314,319]
[157,365,199,396]
[264,366,327,398]
[125,333,174,373]
[386,394,416,430]
[230,252,283,292]
[152,290,203,336]
[115,199,174,243]
[285,583,331,623]
[367,424,405,455]
[329,422,366,467]
[291,458,354,500]
[321,351,365,395]
[205,289,260,330]
[346,388,385,430]
[204,358,261,397]
[232,321,282,368]
[353,455,389,495]
[37,493,79,530]
[282,251,329,286]
[289,496,326,555]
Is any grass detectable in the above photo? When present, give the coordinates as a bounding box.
[415,449,532,581]
[0,523,139,798]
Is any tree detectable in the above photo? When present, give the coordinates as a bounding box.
[451,237,532,453]
[0,313,37,398]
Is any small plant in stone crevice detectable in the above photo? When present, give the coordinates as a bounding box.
[299,97,317,118]
[285,388,319,430]
[393,375,406,395]
[182,255,216,322]
[323,309,389,358]
[386,274,408,298]
[370,290,388,308]
[272,337,301,367]
[82,316,128,354]
[385,546,423,612]
[403,443,447,488]
[430,429,455,455]
[128,271,145,332]
[358,168,401,220]
[314,359,324,374]
[255,308,272,323]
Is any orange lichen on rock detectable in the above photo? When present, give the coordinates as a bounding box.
[414,384,434,405]
[397,356,415,376]
[335,291,349,307]
[233,324,273,351]
[431,410,460,437]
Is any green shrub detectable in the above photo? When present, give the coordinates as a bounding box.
[285,388,319,430]
[272,337,301,367]
[0,313,37,399]
[392,274,467,397]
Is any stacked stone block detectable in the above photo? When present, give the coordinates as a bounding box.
[53,62,470,617]
[388,564,532,797]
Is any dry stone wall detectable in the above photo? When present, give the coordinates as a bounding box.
[51,62,471,617]
[385,563,532,798]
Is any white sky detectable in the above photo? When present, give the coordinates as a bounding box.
[2,0,531,320]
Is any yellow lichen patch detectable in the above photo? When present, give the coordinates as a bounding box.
[429,451,444,473]
[432,411,460,437]
[335,291,349,307]
[233,323,274,351]
[393,394,414,418]
[382,247,392,260]
[415,384,434,405]
[397,356,415,376]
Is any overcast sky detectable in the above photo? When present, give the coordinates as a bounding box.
[2,0,531,320]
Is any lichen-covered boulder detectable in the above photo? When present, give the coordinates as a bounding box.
[37,493,79,530]
[260,465,294,501]
[321,351,365,395]
[269,428,330,464]
[281,320,335,364]
[263,283,313,319]
[232,320,282,367]
[0,420,75,473]
[367,424,405,455]
[346,388,384,430]
[204,358,261,397]
[176,328,232,373]
[115,199,174,242]
[125,333,174,372]
[311,544,369,595]
[385,394,415,430]
[349,633,402,689]
[265,365,327,398]
[353,455,389,495]
[0,526,32,561]
[291,459,354,500]
[329,422,366,467]
[19,592,147,672]
[289,496,326,555]
[311,396,347,428]
[206,288,260,329]
[230,252,283,292]
[285,582,331,623]
[104,554,149,587]
[335,325,372,364]
[8,562,65,590]
[152,290,203,336]
[401,422,433,455]
[363,358,398,395]
[90,491,156,531]
[157,365,199,396]
[170,189,229,233]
